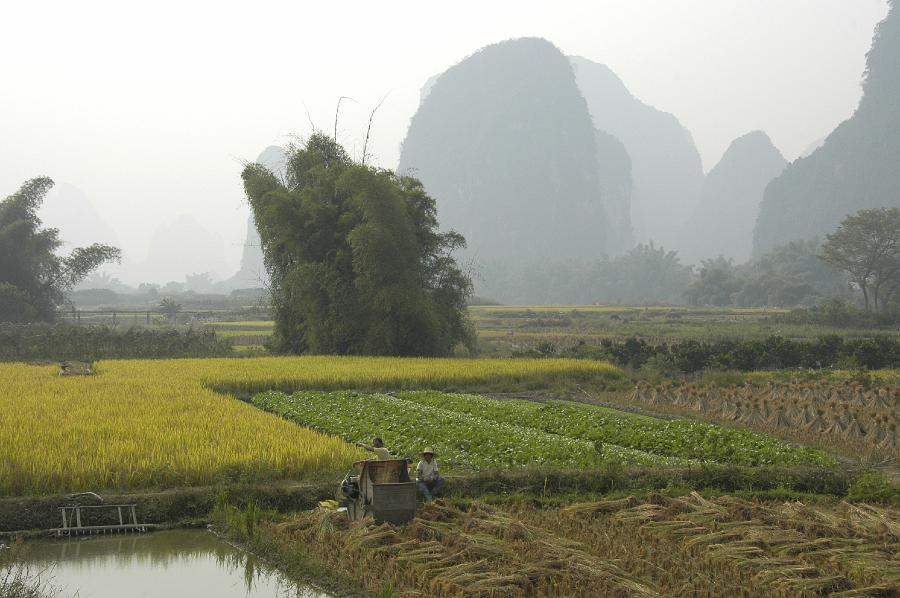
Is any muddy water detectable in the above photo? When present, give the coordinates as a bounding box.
[21,529,331,598]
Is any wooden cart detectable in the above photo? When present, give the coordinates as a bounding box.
[343,459,417,525]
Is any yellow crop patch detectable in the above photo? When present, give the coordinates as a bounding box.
[0,357,624,496]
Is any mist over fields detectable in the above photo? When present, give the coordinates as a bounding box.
[8,2,897,307]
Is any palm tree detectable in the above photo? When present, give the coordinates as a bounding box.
[159,297,181,325]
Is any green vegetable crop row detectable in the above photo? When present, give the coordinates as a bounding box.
[252,391,683,471]
[397,391,835,467]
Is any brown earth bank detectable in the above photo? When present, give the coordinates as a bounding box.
[0,481,335,535]
[0,466,861,534]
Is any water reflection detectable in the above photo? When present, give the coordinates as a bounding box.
[21,530,330,598]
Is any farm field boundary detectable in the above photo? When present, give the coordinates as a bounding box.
[0,481,335,535]
[202,355,628,395]
[0,357,626,498]
[0,465,857,534]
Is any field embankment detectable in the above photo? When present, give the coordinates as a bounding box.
[0,465,856,534]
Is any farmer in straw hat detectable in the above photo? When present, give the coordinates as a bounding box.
[415,447,445,501]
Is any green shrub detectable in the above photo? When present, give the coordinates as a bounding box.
[846,471,900,505]
[561,334,900,372]
[0,323,232,361]
[699,370,747,387]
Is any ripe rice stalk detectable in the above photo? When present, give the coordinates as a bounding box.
[772,575,849,595]
[830,586,900,597]
[642,521,710,539]
[344,525,396,550]
[773,537,864,556]
[426,558,491,583]
[613,504,668,524]
[390,542,446,563]
[561,496,640,516]
[682,524,763,548]
[842,503,900,541]
[372,538,431,557]
[464,573,531,592]
[750,564,822,585]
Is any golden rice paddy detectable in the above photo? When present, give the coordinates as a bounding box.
[0,357,623,496]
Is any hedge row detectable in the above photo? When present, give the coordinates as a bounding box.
[0,323,232,361]
[555,335,900,372]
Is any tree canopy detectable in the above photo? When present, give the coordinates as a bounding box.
[0,178,121,322]
[821,207,900,312]
[242,134,473,356]
[477,243,693,305]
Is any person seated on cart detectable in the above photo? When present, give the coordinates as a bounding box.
[356,437,392,460]
[415,447,445,502]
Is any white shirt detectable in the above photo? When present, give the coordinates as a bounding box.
[372,447,392,460]
[416,459,439,482]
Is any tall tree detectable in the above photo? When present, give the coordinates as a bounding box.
[821,207,900,311]
[0,178,121,322]
[606,243,694,305]
[242,134,473,356]
[684,257,743,307]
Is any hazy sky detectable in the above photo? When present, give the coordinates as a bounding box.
[1,0,889,283]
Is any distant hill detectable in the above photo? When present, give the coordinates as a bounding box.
[399,38,606,264]
[139,214,229,283]
[799,137,826,159]
[256,145,287,179]
[681,131,786,264]
[754,4,900,255]
[226,145,286,290]
[570,56,704,251]
[594,129,634,255]
[39,183,119,249]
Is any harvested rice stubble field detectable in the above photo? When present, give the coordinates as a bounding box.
[624,381,900,463]
[265,493,900,597]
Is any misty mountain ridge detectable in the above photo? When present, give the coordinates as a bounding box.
[754,2,900,255]
[137,214,229,284]
[570,56,705,251]
[594,129,634,255]
[225,145,285,290]
[681,131,787,265]
[399,37,607,264]
[58,15,899,302]
[39,183,120,249]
